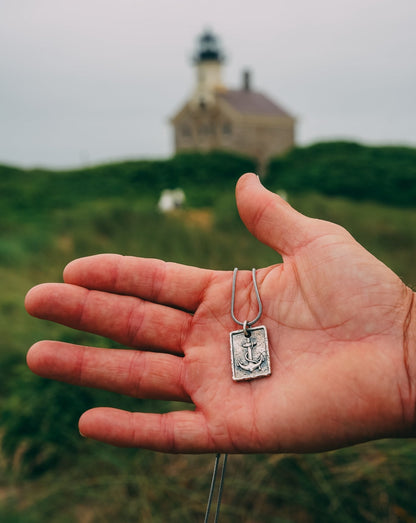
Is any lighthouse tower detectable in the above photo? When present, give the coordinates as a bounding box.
[191,30,225,108]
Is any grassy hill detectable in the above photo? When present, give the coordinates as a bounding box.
[268,141,416,206]
[1,144,416,521]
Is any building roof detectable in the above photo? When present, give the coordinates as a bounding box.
[218,89,292,118]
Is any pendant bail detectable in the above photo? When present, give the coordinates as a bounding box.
[243,320,250,337]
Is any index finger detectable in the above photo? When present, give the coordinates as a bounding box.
[64,254,215,312]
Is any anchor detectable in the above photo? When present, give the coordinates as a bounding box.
[238,335,264,373]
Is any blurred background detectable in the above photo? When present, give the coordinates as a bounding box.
[1,1,416,521]
[1,0,415,168]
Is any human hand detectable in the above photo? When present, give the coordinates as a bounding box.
[25,173,416,453]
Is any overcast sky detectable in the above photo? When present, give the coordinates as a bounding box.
[1,0,415,168]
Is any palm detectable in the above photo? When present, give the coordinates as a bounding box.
[26,174,415,453]
[183,228,410,452]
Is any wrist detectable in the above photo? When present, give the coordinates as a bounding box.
[401,288,416,436]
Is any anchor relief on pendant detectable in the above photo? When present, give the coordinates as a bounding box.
[230,325,271,381]
[238,336,264,373]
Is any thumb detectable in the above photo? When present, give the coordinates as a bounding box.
[235,173,317,257]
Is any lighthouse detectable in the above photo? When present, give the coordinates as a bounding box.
[190,30,226,109]
[171,30,296,172]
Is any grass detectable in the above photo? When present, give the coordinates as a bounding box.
[1,151,416,521]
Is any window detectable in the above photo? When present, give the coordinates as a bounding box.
[181,124,192,137]
[222,122,232,135]
[198,123,214,136]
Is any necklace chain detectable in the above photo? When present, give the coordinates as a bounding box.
[204,269,263,521]
[231,268,262,327]
[204,453,228,523]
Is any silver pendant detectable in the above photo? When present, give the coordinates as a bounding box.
[230,325,271,381]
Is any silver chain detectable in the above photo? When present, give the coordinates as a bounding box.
[204,453,228,523]
[204,268,263,521]
[231,268,262,328]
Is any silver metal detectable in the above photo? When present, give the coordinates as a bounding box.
[230,268,271,381]
[230,325,271,381]
[242,320,249,337]
[204,453,228,523]
[231,268,262,327]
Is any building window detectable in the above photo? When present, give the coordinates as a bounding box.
[222,122,232,135]
[198,123,214,136]
[181,124,192,137]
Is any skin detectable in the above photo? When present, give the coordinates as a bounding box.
[25,173,416,453]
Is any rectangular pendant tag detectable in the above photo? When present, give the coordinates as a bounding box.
[230,325,271,381]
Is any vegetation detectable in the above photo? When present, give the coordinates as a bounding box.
[268,141,416,206]
[1,145,416,521]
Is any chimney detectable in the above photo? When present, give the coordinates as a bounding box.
[243,70,251,91]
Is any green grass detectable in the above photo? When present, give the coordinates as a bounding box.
[1,148,416,521]
[268,141,416,207]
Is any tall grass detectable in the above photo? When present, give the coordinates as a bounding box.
[1,149,416,521]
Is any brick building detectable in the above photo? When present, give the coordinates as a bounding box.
[171,30,296,172]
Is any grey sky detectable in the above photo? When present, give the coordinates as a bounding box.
[1,0,415,168]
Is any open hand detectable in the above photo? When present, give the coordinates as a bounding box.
[25,173,416,453]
